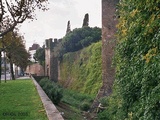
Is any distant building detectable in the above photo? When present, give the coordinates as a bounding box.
[29,43,40,51]
[28,43,40,62]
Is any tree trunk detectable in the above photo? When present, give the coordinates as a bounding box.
[0,51,1,83]
[10,59,15,80]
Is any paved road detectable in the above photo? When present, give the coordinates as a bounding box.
[1,74,30,80]
[1,73,11,80]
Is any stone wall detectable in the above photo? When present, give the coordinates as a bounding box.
[43,0,119,112]
[45,38,52,77]
[91,0,119,111]
[45,38,58,82]
[102,0,119,96]
[25,63,44,76]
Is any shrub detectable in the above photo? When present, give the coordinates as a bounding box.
[99,96,108,107]
[49,84,63,105]
[97,110,109,120]
[39,77,48,86]
[80,101,90,111]
[39,78,63,105]
[33,76,48,83]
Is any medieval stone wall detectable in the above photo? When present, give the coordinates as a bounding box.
[51,55,58,82]
[102,0,119,96]
[25,63,44,76]
[43,0,119,112]
[45,38,59,82]
[45,39,51,77]
[91,0,119,111]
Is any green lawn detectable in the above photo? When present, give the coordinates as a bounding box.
[0,79,48,120]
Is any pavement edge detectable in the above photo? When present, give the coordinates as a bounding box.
[31,76,64,120]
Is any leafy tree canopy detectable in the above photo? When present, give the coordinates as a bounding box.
[3,31,30,69]
[34,46,45,67]
[0,31,30,79]
[60,26,101,55]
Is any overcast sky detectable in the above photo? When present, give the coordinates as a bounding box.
[19,0,102,49]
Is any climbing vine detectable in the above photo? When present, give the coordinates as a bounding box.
[98,0,160,119]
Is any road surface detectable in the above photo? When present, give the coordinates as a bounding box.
[1,73,11,80]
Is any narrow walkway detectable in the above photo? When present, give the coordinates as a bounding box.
[17,76,30,79]
[31,76,64,120]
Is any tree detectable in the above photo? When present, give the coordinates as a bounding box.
[60,26,101,55]
[0,37,2,82]
[0,0,48,37]
[3,31,30,80]
[34,46,45,65]
[66,20,71,35]
[34,46,45,69]
[82,13,89,27]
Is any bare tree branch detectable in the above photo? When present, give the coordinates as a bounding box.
[0,0,48,37]
[0,0,4,22]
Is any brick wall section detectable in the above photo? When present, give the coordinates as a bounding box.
[25,63,44,76]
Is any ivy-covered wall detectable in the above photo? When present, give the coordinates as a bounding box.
[98,0,160,119]
[59,41,102,96]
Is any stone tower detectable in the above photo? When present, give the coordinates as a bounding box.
[91,0,119,111]
[45,38,58,82]
[102,0,119,96]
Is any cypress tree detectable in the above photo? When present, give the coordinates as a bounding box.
[66,20,71,34]
[82,13,89,27]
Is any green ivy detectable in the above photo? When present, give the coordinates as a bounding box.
[59,42,102,96]
[99,0,160,120]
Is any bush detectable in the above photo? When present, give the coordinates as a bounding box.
[39,78,63,105]
[99,96,108,107]
[39,78,48,87]
[97,110,109,120]
[49,84,63,105]
[33,76,48,83]
[80,101,90,111]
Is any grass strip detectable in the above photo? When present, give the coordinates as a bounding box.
[0,79,48,120]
